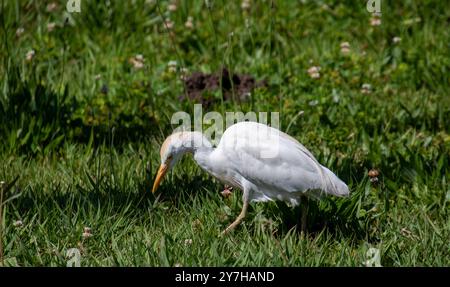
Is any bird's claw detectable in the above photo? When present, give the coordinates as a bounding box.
[220,185,233,198]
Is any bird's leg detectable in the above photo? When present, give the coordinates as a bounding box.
[300,196,309,237]
[221,196,249,235]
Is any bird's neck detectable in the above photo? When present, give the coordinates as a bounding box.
[181,132,216,173]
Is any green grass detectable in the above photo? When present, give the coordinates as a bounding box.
[0,0,449,266]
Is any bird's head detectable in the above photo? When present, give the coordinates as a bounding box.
[152,132,211,193]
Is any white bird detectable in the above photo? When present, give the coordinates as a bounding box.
[152,121,349,235]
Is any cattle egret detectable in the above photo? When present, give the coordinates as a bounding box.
[152,121,349,235]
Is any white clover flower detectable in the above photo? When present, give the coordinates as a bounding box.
[16,27,25,37]
[361,83,372,94]
[135,54,144,62]
[47,22,56,32]
[82,227,92,239]
[241,0,251,10]
[132,61,144,69]
[164,19,174,30]
[370,16,382,26]
[168,60,177,73]
[82,232,92,239]
[185,16,194,29]
[184,239,193,246]
[129,54,145,70]
[26,50,35,62]
[307,66,321,79]
[393,37,402,44]
[168,3,177,12]
[340,42,351,55]
[46,2,58,12]
[179,67,189,80]
[13,220,23,227]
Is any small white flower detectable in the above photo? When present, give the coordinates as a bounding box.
[13,220,23,227]
[164,19,174,30]
[168,3,177,12]
[82,227,92,239]
[16,27,25,37]
[241,0,251,10]
[179,67,189,80]
[82,232,92,239]
[185,16,194,29]
[307,66,321,79]
[307,66,320,74]
[370,16,382,26]
[393,37,402,44]
[46,2,58,12]
[184,239,193,246]
[129,54,145,70]
[26,50,35,61]
[133,62,143,69]
[340,42,351,55]
[135,54,144,62]
[47,22,56,32]
[94,74,102,80]
[168,60,177,73]
[361,83,372,94]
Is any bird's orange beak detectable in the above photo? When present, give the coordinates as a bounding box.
[152,163,168,193]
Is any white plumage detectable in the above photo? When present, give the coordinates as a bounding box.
[152,121,349,234]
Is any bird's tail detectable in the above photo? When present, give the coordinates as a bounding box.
[320,166,350,197]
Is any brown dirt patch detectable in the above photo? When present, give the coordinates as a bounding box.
[179,68,267,106]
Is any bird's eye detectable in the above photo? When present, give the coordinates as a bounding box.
[167,155,173,161]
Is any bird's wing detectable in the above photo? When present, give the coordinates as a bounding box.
[217,122,349,198]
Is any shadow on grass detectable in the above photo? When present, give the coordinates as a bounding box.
[266,200,372,243]
[7,170,218,223]
[8,169,373,245]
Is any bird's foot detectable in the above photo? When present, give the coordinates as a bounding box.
[220,185,233,199]
[220,215,244,236]
[221,222,237,236]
